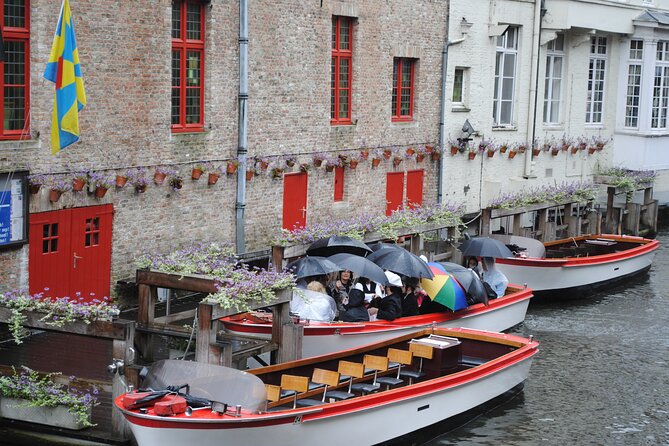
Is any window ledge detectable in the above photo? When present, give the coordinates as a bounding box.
[542,124,564,130]
[451,106,471,113]
[0,139,39,150]
[390,121,418,127]
[492,126,517,132]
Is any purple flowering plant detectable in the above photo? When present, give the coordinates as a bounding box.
[89,171,114,189]
[0,289,120,345]
[46,175,72,192]
[135,242,295,310]
[127,167,149,187]
[28,173,48,186]
[0,366,98,427]
[489,181,598,209]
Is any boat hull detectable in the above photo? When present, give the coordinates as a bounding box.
[496,236,657,298]
[223,288,532,357]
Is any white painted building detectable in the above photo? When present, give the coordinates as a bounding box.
[440,0,669,211]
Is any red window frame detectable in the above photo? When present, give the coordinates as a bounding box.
[334,166,344,201]
[171,0,205,133]
[392,58,415,122]
[331,16,352,125]
[0,0,30,140]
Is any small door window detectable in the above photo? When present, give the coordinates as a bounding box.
[85,217,100,247]
[42,223,58,253]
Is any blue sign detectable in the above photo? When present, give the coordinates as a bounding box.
[0,192,10,244]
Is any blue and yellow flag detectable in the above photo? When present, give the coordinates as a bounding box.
[44,0,86,154]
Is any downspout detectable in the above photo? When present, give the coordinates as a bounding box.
[236,0,249,253]
[525,0,546,178]
[438,13,465,204]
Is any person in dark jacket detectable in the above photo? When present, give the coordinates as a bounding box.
[368,271,403,321]
[341,288,370,322]
[400,277,420,317]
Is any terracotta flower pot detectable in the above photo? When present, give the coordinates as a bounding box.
[416,154,425,163]
[406,148,415,156]
[226,163,238,175]
[596,143,605,151]
[450,146,459,156]
[115,175,128,188]
[72,178,86,192]
[500,146,508,154]
[372,158,381,168]
[431,152,440,161]
[286,159,296,167]
[30,184,41,194]
[360,150,369,160]
[425,145,434,154]
[518,146,527,153]
[95,186,108,198]
[561,144,570,152]
[571,147,579,155]
[392,157,402,167]
[135,184,147,193]
[191,168,203,180]
[325,165,335,173]
[271,168,284,178]
[49,189,62,203]
[551,149,560,157]
[259,161,269,171]
[313,159,323,167]
[208,173,219,185]
[468,152,476,160]
[246,170,254,181]
[532,149,541,156]
[508,150,517,159]
[349,160,358,169]
[588,148,596,155]
[487,150,495,158]
[383,150,392,160]
[154,172,166,185]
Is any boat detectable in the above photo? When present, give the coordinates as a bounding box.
[115,327,539,446]
[222,285,532,358]
[493,234,659,298]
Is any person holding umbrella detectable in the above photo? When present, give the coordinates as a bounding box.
[481,257,509,298]
[368,271,403,321]
[400,277,420,317]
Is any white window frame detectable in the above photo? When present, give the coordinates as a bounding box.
[543,34,564,125]
[651,41,669,130]
[624,39,643,129]
[493,27,518,127]
[452,67,469,110]
[585,36,607,125]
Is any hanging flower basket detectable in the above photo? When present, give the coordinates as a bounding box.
[499,145,508,154]
[207,173,219,185]
[226,162,238,175]
[325,165,335,173]
[72,178,86,192]
[588,147,597,155]
[135,184,147,194]
[416,154,425,163]
[259,160,269,171]
[246,170,254,181]
[191,168,203,180]
[115,175,128,188]
[154,172,166,185]
[49,190,62,203]
[313,158,323,168]
[487,149,495,158]
[392,157,402,167]
[95,186,108,198]
[299,163,310,173]
[406,148,415,156]
[360,150,369,160]
[450,146,459,156]
[468,152,477,160]
[508,150,517,159]
[518,145,527,153]
[285,158,296,167]
[349,160,359,169]
[570,146,579,155]
[271,167,285,178]
[431,152,441,161]
[372,158,381,168]
[30,184,41,194]
[551,148,560,157]
[425,145,434,154]
[383,150,392,160]
[532,148,541,156]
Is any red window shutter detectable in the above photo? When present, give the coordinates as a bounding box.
[386,172,404,216]
[406,170,424,209]
[283,172,308,230]
[334,166,344,201]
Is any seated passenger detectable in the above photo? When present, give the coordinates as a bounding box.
[481,257,508,298]
[290,281,337,322]
[341,288,370,322]
[400,277,420,317]
[368,271,403,321]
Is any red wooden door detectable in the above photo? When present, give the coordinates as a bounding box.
[386,172,404,216]
[283,172,308,230]
[406,169,424,209]
[29,205,113,301]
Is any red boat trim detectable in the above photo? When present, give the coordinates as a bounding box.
[221,288,533,337]
[496,238,658,268]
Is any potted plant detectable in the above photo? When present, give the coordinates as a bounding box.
[468,146,478,160]
[90,172,114,198]
[576,136,588,152]
[115,170,129,188]
[448,138,461,156]
[405,147,416,157]
[191,162,205,180]
[414,146,427,163]
[324,156,341,173]
[593,135,610,151]
[204,163,222,185]
[360,148,370,160]
[299,162,311,173]
[128,168,149,193]
[430,146,442,161]
[284,155,297,168]
[154,165,176,185]
[28,174,47,194]
[226,159,239,175]
[560,136,573,152]
[532,141,541,156]
[47,176,72,203]
[499,143,508,154]
[425,145,434,154]
[517,143,527,154]
[382,148,393,160]
[347,152,361,169]
[169,174,184,190]
[312,152,326,168]
[256,157,270,171]
[0,367,97,429]
[269,160,285,179]
[508,146,518,159]
[72,172,88,192]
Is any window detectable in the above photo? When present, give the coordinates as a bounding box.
[452,68,464,103]
[1,0,30,139]
[625,40,643,129]
[543,34,564,125]
[585,36,607,125]
[171,0,204,132]
[331,16,352,124]
[493,27,518,126]
[392,58,415,121]
[652,41,669,129]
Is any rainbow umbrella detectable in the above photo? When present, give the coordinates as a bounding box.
[420,262,468,311]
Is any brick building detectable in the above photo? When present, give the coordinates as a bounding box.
[0,0,448,298]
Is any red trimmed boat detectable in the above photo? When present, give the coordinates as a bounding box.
[222,285,532,358]
[494,234,659,298]
[115,327,539,446]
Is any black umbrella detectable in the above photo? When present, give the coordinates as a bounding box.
[285,256,341,279]
[366,248,434,279]
[439,262,488,305]
[306,235,373,257]
[328,253,389,285]
[369,242,405,252]
[458,237,513,259]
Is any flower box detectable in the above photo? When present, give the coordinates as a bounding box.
[0,397,92,430]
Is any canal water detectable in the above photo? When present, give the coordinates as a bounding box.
[414,226,669,446]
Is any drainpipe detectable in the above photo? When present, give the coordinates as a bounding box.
[235,0,248,254]
[525,0,546,178]
[438,16,465,204]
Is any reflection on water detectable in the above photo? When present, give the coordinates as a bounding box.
[421,227,669,446]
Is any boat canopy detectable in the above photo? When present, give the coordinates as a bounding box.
[142,360,267,412]
[491,235,546,258]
